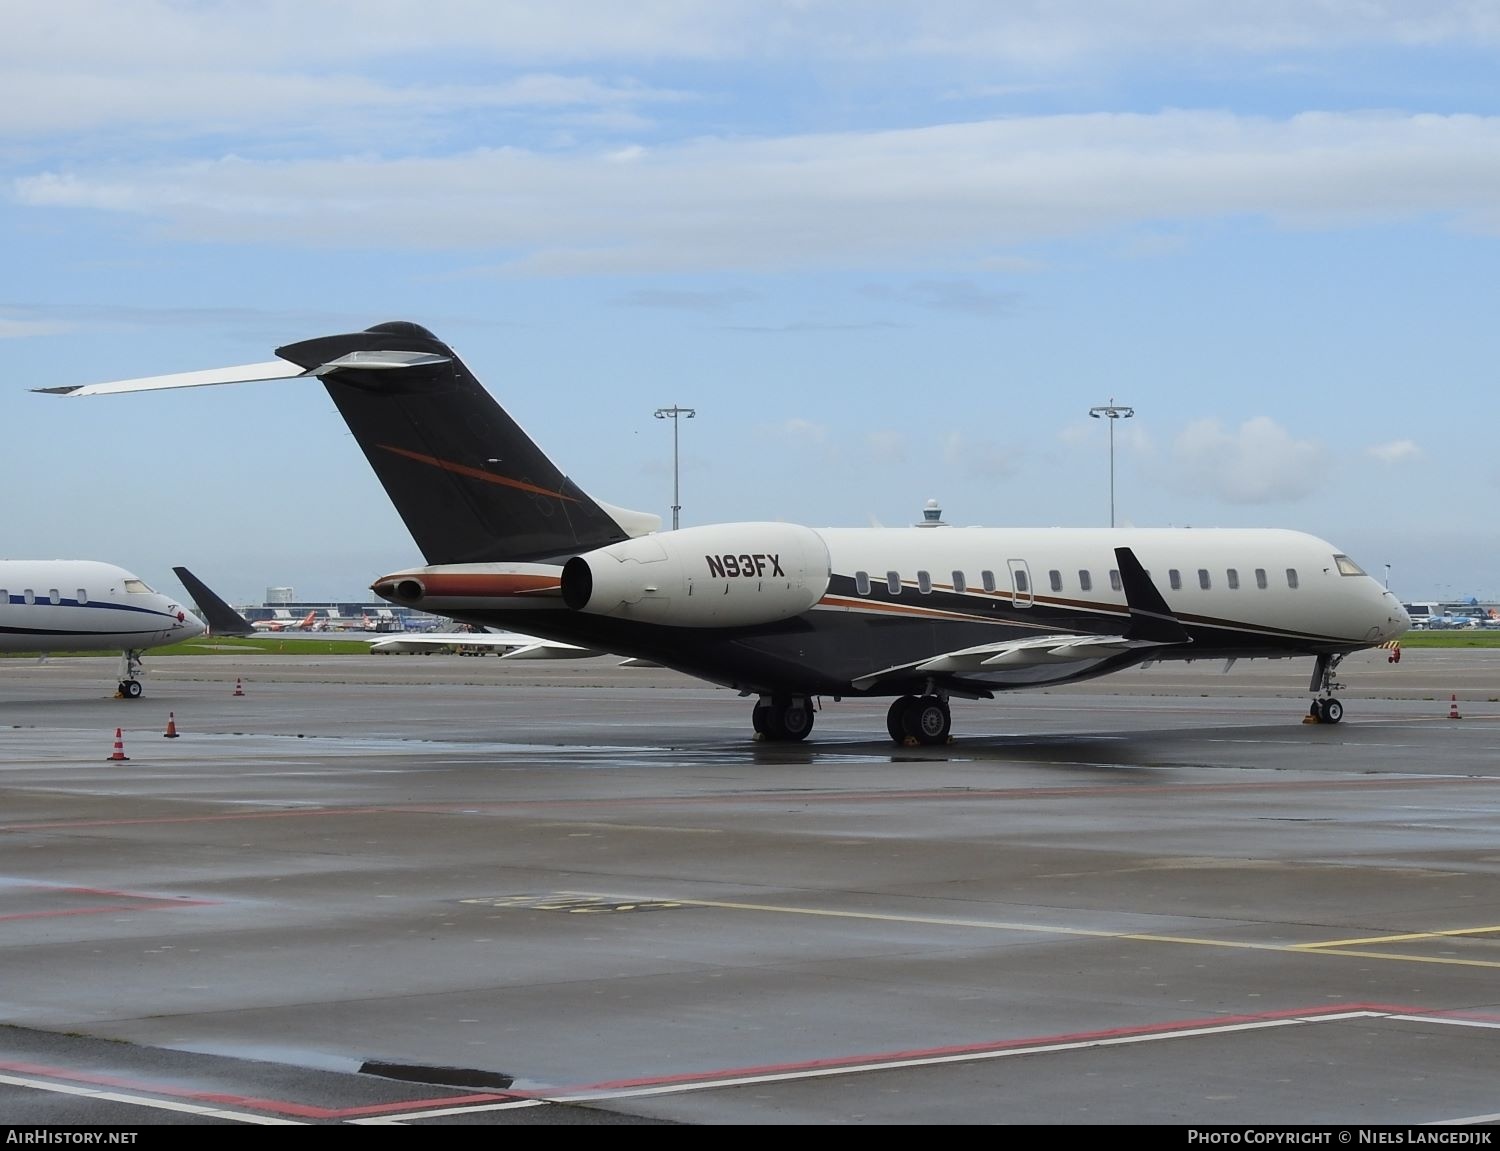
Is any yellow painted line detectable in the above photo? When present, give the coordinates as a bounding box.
[1298,925,1500,948]
[557,892,1500,969]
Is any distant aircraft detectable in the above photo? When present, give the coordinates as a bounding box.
[171,566,255,636]
[0,560,205,697]
[252,609,320,633]
[368,626,599,659]
[40,321,1411,741]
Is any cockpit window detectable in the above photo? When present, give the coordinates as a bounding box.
[123,578,153,594]
[1333,555,1366,577]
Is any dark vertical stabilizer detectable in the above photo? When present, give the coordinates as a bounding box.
[173,566,255,636]
[274,322,630,565]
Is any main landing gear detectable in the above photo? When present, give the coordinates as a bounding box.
[886,693,952,746]
[752,694,816,742]
[1305,652,1345,725]
[116,650,145,700]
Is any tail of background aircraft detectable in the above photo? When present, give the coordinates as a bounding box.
[273,322,653,565]
[172,566,255,636]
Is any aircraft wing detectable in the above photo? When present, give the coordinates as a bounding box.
[368,631,600,659]
[851,633,1173,691]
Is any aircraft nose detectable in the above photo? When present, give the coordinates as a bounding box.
[175,603,208,639]
[1381,591,1411,639]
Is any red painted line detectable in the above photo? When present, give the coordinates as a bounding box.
[541,1003,1429,1096]
[0,1058,517,1120]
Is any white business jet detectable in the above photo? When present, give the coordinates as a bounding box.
[0,560,205,697]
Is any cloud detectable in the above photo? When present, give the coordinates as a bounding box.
[1367,439,1422,464]
[17,110,1500,273]
[943,430,1023,479]
[1170,416,1326,504]
[863,280,1022,316]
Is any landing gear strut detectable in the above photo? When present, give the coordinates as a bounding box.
[116,650,145,700]
[753,694,815,742]
[886,693,952,746]
[1305,653,1345,724]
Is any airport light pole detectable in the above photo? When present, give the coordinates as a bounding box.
[654,404,695,531]
[1088,399,1134,528]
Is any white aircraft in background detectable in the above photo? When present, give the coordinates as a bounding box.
[0,560,205,697]
[40,321,1411,742]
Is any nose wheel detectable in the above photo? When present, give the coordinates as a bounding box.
[1305,653,1346,724]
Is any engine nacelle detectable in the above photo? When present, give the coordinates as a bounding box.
[561,522,831,627]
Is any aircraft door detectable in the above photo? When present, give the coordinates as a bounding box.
[1008,560,1033,608]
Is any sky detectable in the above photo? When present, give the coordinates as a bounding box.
[4,1,1499,607]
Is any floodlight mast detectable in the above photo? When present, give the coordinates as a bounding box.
[653,404,696,530]
[1088,400,1134,528]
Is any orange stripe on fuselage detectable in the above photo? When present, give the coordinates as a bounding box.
[376,444,578,502]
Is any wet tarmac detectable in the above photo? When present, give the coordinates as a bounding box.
[2,647,1500,1126]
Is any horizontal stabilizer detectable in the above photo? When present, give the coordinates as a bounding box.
[36,361,306,396]
[35,348,454,397]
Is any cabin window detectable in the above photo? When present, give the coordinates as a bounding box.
[1227,568,1240,590]
[1285,568,1299,589]
[76,588,88,605]
[951,571,966,594]
[1109,569,1121,592]
[1013,569,1029,593]
[981,570,996,593]
[1198,569,1212,590]
[1255,568,1268,590]
[1078,570,1092,592]
[22,589,35,605]
[1168,569,1182,590]
[886,571,902,595]
[48,589,59,604]
[1334,554,1365,576]
[917,570,932,595]
[854,571,870,596]
[1048,569,1062,592]
[0,589,7,603]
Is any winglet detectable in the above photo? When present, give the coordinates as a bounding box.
[173,566,255,636]
[1114,547,1191,645]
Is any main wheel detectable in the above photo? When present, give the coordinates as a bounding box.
[779,703,814,741]
[902,695,951,745]
[887,697,913,743]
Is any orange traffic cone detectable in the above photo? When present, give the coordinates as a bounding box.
[106,728,129,761]
[163,712,179,738]
[1448,694,1462,720]
[233,677,245,697]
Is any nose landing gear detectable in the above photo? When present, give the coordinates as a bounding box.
[1304,653,1346,724]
